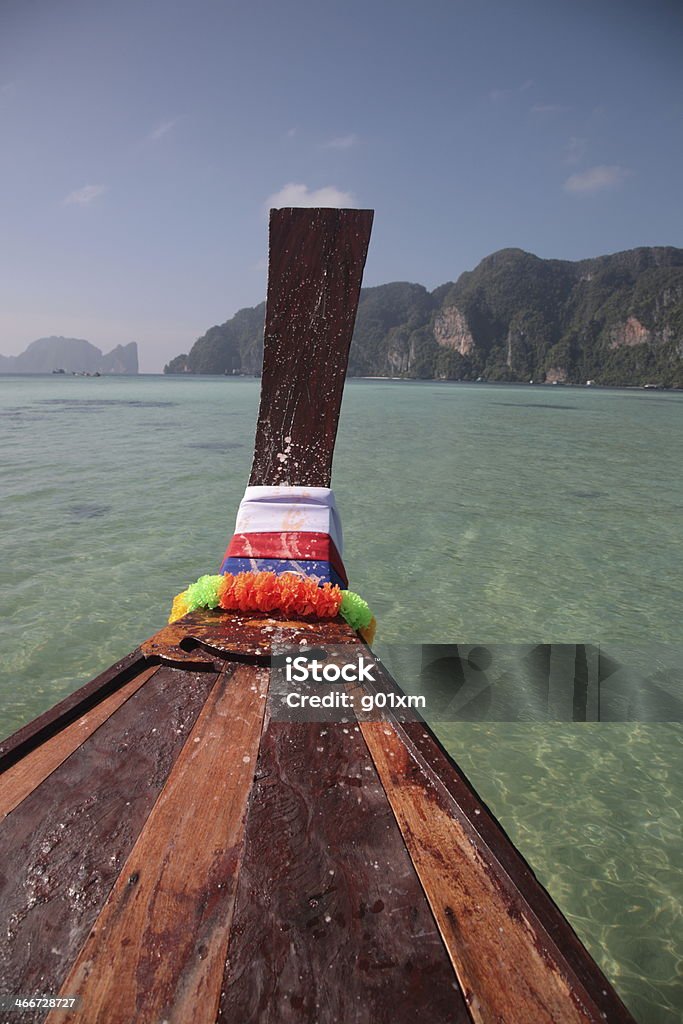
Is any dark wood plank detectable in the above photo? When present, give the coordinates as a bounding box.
[0,649,147,773]
[218,718,469,1024]
[0,665,219,1016]
[0,666,159,823]
[50,664,269,1024]
[250,207,373,486]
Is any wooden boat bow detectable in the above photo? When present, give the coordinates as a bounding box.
[0,209,636,1023]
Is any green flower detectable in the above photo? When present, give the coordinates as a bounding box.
[185,574,224,612]
[340,591,373,630]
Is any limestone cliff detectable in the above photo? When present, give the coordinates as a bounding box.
[608,317,651,349]
[165,246,683,387]
[433,306,474,355]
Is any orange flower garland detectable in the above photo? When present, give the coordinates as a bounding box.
[169,570,376,645]
[218,571,343,617]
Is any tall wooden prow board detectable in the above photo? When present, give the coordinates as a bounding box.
[0,209,636,1024]
[251,207,373,486]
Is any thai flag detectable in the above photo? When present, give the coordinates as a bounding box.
[220,486,348,588]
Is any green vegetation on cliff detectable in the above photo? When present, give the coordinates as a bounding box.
[164,247,683,387]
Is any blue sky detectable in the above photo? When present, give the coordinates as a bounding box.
[1,0,681,371]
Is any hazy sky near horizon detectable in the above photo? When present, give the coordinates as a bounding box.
[1,0,682,371]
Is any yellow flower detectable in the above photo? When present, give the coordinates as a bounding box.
[169,591,190,624]
[359,616,377,646]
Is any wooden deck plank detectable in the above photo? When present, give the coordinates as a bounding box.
[48,663,269,1024]
[0,649,147,773]
[361,718,635,1024]
[218,717,470,1024]
[0,666,219,1014]
[0,666,159,823]
[250,207,373,487]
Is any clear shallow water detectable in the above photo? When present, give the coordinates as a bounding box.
[1,374,681,1021]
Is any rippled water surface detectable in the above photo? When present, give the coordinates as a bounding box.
[1,374,681,1022]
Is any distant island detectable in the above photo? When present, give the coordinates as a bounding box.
[164,246,683,388]
[0,337,138,375]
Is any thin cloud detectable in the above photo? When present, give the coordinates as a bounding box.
[489,82,533,102]
[532,103,568,114]
[265,183,356,209]
[325,134,359,150]
[565,136,587,164]
[63,184,106,206]
[149,119,177,142]
[564,165,631,194]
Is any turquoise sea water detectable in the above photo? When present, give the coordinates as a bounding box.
[0,374,681,1022]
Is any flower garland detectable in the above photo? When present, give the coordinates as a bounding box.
[169,571,376,645]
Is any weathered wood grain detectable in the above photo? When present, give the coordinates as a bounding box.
[218,718,469,1024]
[0,649,147,773]
[0,666,159,824]
[0,665,219,1018]
[143,608,358,666]
[361,717,636,1024]
[49,664,269,1024]
[249,207,373,487]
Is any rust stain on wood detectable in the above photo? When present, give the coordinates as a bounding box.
[218,718,470,1024]
[0,666,159,824]
[49,664,269,1024]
